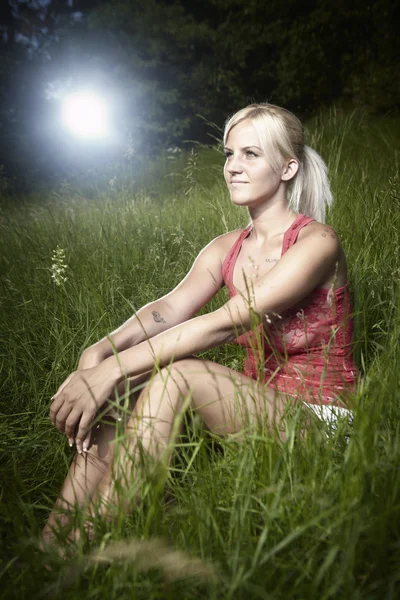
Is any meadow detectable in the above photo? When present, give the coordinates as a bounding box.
[0,109,400,599]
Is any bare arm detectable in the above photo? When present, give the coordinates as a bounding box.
[78,298,186,368]
[78,234,227,368]
[106,225,341,379]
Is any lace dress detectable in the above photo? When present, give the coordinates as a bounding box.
[221,214,359,406]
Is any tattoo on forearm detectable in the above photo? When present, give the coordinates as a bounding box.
[265,258,279,262]
[152,311,166,323]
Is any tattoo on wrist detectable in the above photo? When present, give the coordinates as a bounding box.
[265,258,279,263]
[152,311,166,323]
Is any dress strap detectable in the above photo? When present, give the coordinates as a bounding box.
[281,214,315,256]
[222,225,252,293]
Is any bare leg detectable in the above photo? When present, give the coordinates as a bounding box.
[42,373,150,545]
[88,358,290,519]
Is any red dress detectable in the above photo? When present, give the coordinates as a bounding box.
[222,214,359,406]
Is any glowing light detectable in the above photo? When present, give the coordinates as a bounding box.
[61,92,109,139]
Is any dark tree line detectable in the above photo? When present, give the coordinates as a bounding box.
[0,0,398,188]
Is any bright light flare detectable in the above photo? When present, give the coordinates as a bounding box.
[61,92,109,139]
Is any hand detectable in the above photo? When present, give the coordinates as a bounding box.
[50,363,117,454]
[62,349,106,449]
[77,347,105,370]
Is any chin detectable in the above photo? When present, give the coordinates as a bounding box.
[229,192,250,204]
[230,194,258,207]
[230,198,251,207]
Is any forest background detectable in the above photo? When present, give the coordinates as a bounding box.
[0,0,398,191]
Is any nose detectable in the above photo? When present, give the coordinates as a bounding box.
[226,154,243,174]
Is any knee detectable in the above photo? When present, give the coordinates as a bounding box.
[142,359,200,402]
[155,361,204,414]
[166,358,202,376]
[157,358,201,390]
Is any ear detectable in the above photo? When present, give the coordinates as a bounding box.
[281,159,299,182]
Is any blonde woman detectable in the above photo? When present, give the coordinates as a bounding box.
[44,103,358,541]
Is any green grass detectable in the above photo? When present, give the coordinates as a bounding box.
[1,108,400,599]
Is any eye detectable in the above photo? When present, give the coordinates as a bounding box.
[224,150,233,158]
[245,150,257,157]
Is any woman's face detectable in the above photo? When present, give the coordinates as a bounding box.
[223,119,285,208]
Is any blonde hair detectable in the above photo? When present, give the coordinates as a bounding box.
[223,103,333,223]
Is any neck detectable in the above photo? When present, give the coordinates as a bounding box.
[248,202,298,245]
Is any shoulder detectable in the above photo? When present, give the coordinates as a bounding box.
[290,220,348,288]
[213,227,250,244]
[218,227,252,264]
[190,228,248,272]
[216,227,249,249]
[200,227,249,259]
[188,226,250,278]
[297,220,341,256]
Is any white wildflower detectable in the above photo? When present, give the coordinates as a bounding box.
[51,246,68,286]
[171,228,185,245]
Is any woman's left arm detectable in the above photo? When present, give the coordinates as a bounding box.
[50,226,339,447]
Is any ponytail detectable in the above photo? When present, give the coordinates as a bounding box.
[288,145,333,223]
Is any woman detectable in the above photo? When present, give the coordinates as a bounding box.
[44,103,358,541]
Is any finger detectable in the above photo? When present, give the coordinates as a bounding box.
[52,372,76,400]
[50,394,65,425]
[75,412,96,453]
[65,408,83,439]
[67,436,75,447]
[55,404,74,433]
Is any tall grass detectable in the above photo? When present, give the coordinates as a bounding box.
[0,109,399,599]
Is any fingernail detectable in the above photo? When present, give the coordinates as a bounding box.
[83,445,87,452]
